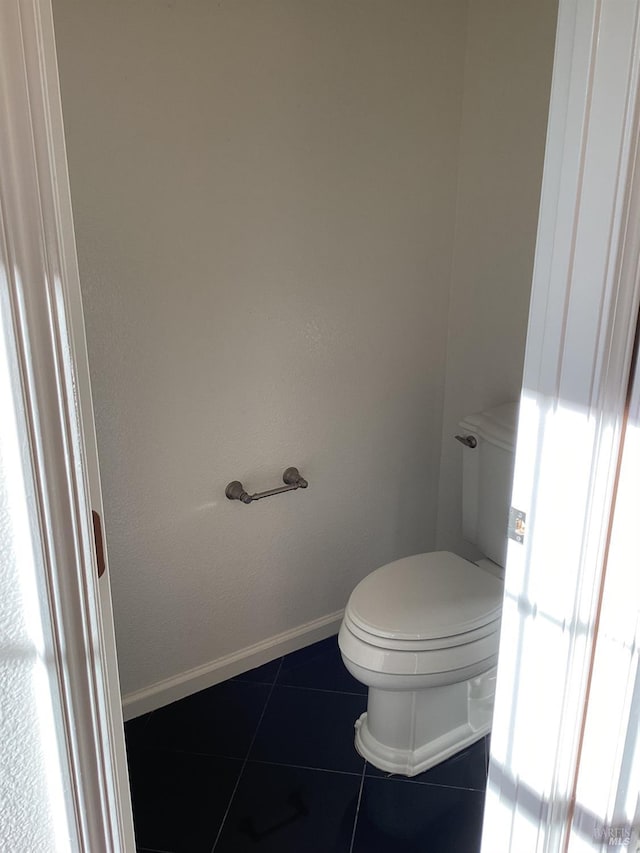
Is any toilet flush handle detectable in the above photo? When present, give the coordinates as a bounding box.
[455,434,477,449]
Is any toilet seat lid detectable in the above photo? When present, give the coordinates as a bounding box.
[346,551,504,642]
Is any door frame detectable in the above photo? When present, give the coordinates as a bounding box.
[482,1,640,850]
[0,1,135,849]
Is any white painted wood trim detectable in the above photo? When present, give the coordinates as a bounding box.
[567,316,640,850]
[482,1,640,850]
[123,610,344,719]
[0,1,135,849]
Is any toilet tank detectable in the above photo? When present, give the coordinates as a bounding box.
[459,402,518,567]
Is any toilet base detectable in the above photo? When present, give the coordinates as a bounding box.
[353,666,497,777]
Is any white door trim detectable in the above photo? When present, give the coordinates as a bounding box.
[482,1,640,850]
[0,1,135,849]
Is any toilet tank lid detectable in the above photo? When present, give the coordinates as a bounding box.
[458,402,519,452]
[346,551,504,641]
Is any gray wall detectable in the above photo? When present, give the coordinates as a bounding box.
[53,0,469,701]
[436,0,557,559]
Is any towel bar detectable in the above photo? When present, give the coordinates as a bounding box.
[225,467,308,504]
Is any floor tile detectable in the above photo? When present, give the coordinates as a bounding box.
[215,762,360,853]
[126,638,486,853]
[232,658,282,684]
[249,685,366,773]
[352,777,485,853]
[277,635,366,694]
[124,713,153,751]
[144,680,271,758]
[128,748,242,853]
[365,736,487,790]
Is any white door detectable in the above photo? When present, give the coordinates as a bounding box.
[0,1,135,849]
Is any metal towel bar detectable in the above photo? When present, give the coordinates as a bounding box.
[225,467,308,504]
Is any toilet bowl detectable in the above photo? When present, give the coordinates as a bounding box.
[338,402,517,777]
[339,550,503,776]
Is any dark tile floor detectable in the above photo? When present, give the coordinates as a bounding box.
[125,635,489,853]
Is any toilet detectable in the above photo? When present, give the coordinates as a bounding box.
[338,402,517,777]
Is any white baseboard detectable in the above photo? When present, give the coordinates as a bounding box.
[121,609,344,720]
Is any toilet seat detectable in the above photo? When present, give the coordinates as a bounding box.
[342,608,500,652]
[339,618,500,678]
[346,550,503,642]
[339,550,503,678]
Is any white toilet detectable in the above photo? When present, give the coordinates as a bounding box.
[338,402,517,777]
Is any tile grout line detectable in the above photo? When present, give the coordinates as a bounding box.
[244,758,363,777]
[133,740,487,790]
[364,768,488,791]
[137,847,174,853]
[366,775,487,793]
[210,656,285,853]
[126,707,154,738]
[276,684,366,697]
[138,742,365,778]
[348,761,367,853]
[141,709,154,729]
[234,679,365,697]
